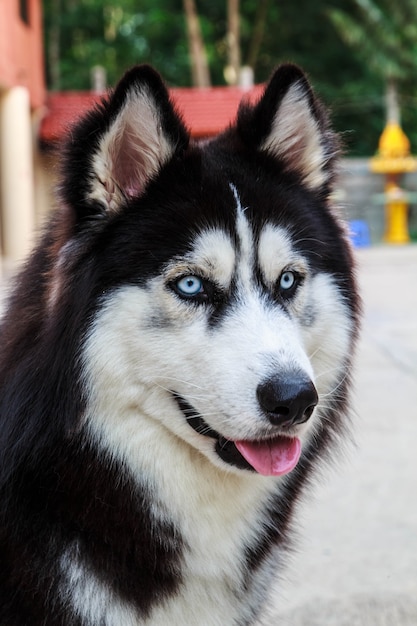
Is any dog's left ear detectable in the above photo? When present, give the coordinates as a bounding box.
[61,65,189,218]
[237,64,337,190]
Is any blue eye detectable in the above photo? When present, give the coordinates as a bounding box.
[176,275,204,297]
[279,270,296,292]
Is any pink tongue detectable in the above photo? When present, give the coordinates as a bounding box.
[235,437,301,476]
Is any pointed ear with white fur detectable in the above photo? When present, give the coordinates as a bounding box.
[237,64,338,190]
[61,65,189,218]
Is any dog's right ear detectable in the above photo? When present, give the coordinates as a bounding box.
[60,65,189,219]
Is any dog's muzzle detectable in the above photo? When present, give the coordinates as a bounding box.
[172,372,318,476]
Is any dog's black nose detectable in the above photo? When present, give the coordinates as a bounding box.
[257,374,318,427]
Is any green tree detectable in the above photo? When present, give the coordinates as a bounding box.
[44,0,414,155]
[329,0,417,151]
[43,0,190,90]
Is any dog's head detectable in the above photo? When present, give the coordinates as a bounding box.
[50,65,359,477]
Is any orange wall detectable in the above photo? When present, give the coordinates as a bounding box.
[0,0,45,108]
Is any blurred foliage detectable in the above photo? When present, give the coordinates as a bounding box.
[329,0,417,81]
[328,0,417,153]
[42,0,417,156]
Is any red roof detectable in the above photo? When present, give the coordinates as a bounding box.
[40,84,265,145]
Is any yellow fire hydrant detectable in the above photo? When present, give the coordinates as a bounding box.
[370,121,417,244]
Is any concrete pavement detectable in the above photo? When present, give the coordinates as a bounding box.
[264,244,417,625]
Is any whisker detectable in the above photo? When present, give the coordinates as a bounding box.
[158,377,205,391]
[314,366,345,380]
[155,384,212,405]
[319,371,350,399]
[308,345,324,360]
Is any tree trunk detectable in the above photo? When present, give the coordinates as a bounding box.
[183,0,211,87]
[226,0,240,85]
[246,0,269,73]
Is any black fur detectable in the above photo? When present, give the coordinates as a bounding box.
[0,64,360,624]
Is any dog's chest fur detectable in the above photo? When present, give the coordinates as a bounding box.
[61,421,281,625]
[137,457,278,625]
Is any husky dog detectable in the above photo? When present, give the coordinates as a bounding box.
[0,64,360,625]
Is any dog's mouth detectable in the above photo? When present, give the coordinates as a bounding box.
[173,394,301,476]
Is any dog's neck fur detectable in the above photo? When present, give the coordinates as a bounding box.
[62,402,282,625]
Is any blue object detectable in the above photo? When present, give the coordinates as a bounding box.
[349,220,370,247]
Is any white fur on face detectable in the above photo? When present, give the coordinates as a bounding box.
[181,227,236,289]
[258,224,307,286]
[256,222,353,410]
[78,182,354,623]
[82,184,353,465]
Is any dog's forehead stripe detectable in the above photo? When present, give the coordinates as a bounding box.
[230,183,254,287]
